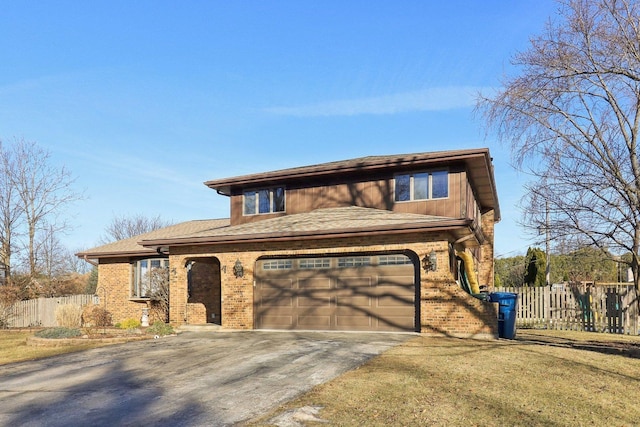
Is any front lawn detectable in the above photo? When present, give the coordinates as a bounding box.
[253,330,640,426]
[0,330,115,365]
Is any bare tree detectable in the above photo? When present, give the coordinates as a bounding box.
[0,143,24,284]
[148,265,169,323]
[9,139,81,277]
[38,223,67,281]
[0,285,20,328]
[478,0,640,300]
[100,213,172,243]
[63,247,93,274]
[494,256,526,287]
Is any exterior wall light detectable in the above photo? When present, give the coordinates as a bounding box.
[233,259,244,278]
[422,250,437,272]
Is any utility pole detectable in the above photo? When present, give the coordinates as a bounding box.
[545,200,550,286]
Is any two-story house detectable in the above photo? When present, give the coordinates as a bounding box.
[78,148,500,337]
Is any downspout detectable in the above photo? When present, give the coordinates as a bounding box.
[83,255,98,267]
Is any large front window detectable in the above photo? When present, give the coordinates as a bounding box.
[394,170,448,201]
[244,187,285,215]
[131,258,169,299]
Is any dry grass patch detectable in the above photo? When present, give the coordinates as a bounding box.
[251,330,640,426]
[0,330,115,365]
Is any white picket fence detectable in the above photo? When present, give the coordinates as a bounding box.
[495,284,640,334]
[6,294,98,328]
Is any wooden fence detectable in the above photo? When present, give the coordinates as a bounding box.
[6,294,98,328]
[495,284,639,334]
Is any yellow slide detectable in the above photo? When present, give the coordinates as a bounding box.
[456,251,481,294]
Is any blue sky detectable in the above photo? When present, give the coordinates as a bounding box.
[0,0,558,257]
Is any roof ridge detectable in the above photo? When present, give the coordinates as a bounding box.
[205,148,490,187]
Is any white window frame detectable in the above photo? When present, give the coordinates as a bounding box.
[243,187,285,216]
[394,170,449,202]
[130,258,169,299]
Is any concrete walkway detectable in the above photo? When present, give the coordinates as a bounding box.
[0,331,413,426]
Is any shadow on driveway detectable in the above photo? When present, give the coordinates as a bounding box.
[0,331,413,426]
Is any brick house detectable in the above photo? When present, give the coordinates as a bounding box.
[78,148,500,337]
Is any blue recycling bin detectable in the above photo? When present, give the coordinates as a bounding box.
[489,292,518,339]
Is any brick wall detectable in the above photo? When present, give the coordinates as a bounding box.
[419,240,497,338]
[186,303,207,324]
[96,226,499,338]
[167,232,498,338]
[97,258,148,324]
[188,258,221,324]
[477,210,495,289]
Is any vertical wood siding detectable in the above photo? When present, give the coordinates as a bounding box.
[229,170,479,225]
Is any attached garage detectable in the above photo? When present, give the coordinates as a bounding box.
[254,254,418,332]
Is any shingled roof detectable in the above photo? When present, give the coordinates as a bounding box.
[76,218,230,258]
[139,206,475,248]
[78,149,498,259]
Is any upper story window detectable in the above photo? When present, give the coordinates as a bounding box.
[394,170,448,202]
[131,258,169,299]
[243,187,285,215]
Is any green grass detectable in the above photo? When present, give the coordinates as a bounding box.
[251,330,640,426]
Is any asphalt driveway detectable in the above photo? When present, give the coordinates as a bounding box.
[0,331,413,426]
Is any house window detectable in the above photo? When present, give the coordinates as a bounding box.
[243,187,285,215]
[431,170,448,199]
[378,255,413,265]
[394,171,448,201]
[131,258,169,299]
[338,257,371,268]
[262,259,292,270]
[299,258,331,269]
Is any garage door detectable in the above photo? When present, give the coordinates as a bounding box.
[254,254,416,332]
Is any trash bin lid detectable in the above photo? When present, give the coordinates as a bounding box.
[488,292,517,303]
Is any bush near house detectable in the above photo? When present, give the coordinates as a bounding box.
[117,318,141,330]
[82,304,112,327]
[147,321,174,336]
[35,327,82,339]
[55,304,83,328]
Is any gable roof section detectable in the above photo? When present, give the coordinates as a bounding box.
[204,148,500,221]
[139,206,475,248]
[76,218,231,258]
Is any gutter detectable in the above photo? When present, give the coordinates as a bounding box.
[77,248,158,260]
[140,219,474,248]
[205,150,491,193]
[83,255,99,267]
